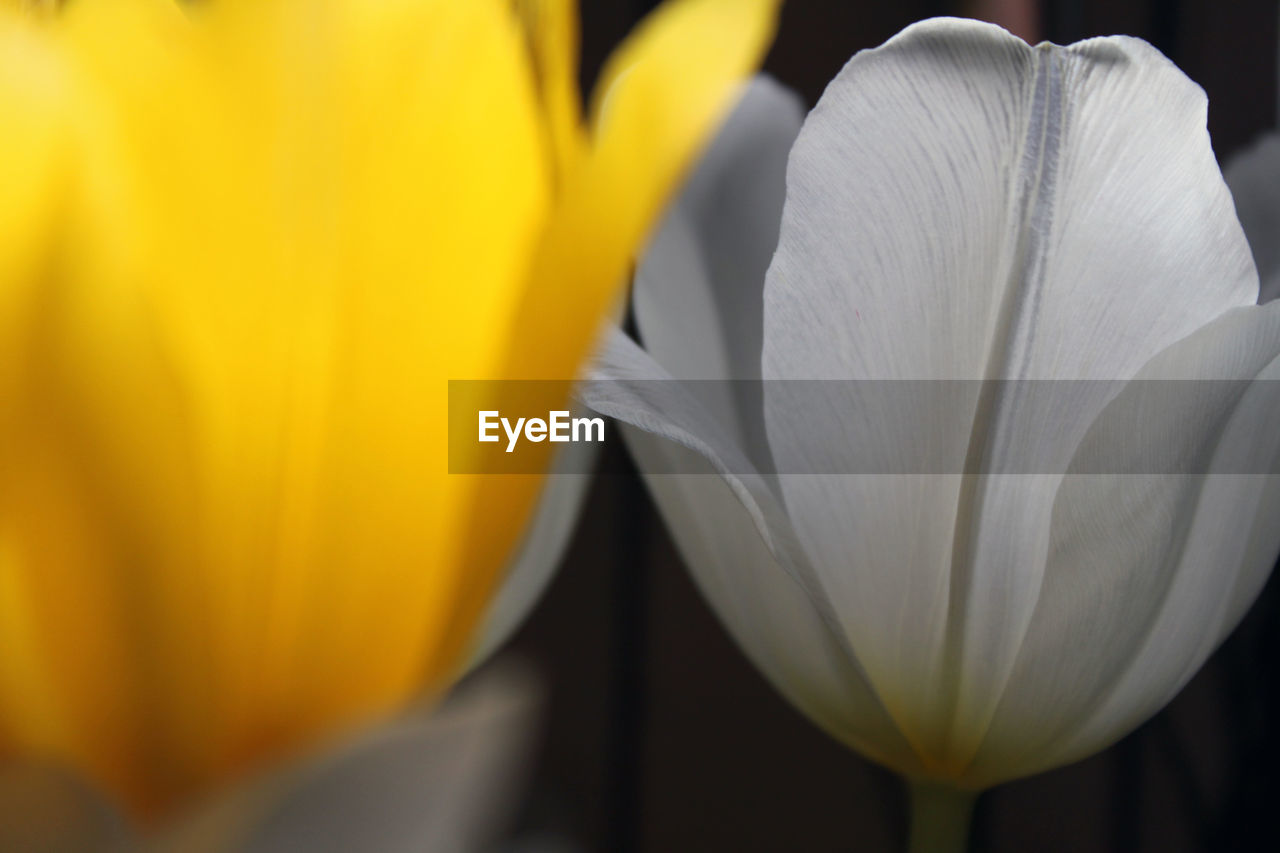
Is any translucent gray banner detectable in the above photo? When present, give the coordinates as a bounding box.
[447,380,1280,475]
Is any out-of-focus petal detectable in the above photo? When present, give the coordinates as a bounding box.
[148,663,541,853]
[505,0,781,382]
[632,75,802,467]
[0,2,58,19]
[0,10,71,391]
[759,18,1256,770]
[0,10,67,279]
[10,0,549,814]
[514,0,584,179]
[0,6,150,808]
[463,0,781,700]
[0,0,782,820]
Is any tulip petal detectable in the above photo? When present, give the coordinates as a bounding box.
[0,11,159,807]
[503,0,781,382]
[633,75,803,468]
[514,0,585,180]
[620,427,923,774]
[582,330,923,769]
[16,0,550,813]
[148,663,541,853]
[1225,132,1280,303]
[760,18,1257,767]
[582,331,805,588]
[0,10,73,436]
[584,331,889,667]
[0,11,68,300]
[967,302,1280,784]
[1,0,781,816]
[467,0,780,726]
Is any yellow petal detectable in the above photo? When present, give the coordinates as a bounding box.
[515,0,586,181]
[0,7,152,807]
[462,0,780,564]
[5,0,549,814]
[0,9,68,314]
[507,0,782,382]
[0,0,780,820]
[0,1,59,19]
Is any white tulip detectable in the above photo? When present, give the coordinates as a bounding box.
[581,19,1280,851]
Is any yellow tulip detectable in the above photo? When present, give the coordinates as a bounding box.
[0,0,778,819]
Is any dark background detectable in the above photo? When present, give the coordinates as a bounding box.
[498,2,1280,850]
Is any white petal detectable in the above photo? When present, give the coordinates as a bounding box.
[760,18,1257,765]
[967,302,1280,785]
[150,664,540,853]
[635,75,802,382]
[633,76,803,467]
[581,329,801,589]
[468,434,600,668]
[620,426,923,774]
[584,332,957,750]
[1225,132,1280,302]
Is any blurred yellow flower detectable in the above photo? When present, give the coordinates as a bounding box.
[0,0,777,818]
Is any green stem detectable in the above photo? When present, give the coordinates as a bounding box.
[906,780,977,853]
